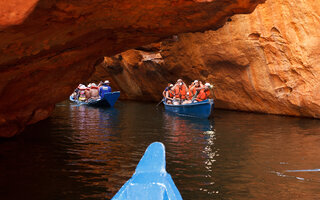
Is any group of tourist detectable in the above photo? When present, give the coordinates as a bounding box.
[162,79,213,105]
[71,80,112,102]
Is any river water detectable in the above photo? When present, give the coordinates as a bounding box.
[1,101,320,200]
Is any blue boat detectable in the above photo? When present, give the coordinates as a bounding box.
[69,95,76,102]
[112,142,183,200]
[163,99,214,118]
[70,91,120,107]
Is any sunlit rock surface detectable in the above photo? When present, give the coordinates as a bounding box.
[91,46,171,101]
[94,0,320,118]
[0,0,265,137]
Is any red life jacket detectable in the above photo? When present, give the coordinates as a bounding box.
[174,85,187,100]
[189,86,200,100]
[196,89,210,101]
[167,90,174,98]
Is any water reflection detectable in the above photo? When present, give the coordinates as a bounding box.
[161,113,220,199]
[212,110,320,200]
[1,103,320,200]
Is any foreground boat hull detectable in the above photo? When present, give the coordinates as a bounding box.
[112,142,182,200]
[163,99,214,118]
[70,91,120,107]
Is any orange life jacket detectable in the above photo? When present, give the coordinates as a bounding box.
[174,85,187,100]
[196,89,210,101]
[190,86,201,100]
[167,90,174,98]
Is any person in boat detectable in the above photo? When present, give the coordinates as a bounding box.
[71,84,80,100]
[99,80,112,98]
[165,84,174,104]
[188,80,203,100]
[85,84,91,100]
[162,83,173,98]
[195,83,211,102]
[172,79,188,105]
[78,85,87,101]
[76,84,84,99]
[89,83,100,100]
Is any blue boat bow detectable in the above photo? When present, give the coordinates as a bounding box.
[111,142,183,200]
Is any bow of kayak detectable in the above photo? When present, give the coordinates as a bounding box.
[112,142,182,200]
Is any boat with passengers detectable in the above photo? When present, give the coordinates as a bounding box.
[70,80,120,107]
[162,79,214,118]
[70,91,120,107]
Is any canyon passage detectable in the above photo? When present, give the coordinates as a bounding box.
[0,0,264,137]
[1,0,320,199]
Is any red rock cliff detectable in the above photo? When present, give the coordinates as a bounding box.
[0,0,265,137]
[93,0,320,118]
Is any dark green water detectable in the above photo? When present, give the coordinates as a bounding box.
[1,101,320,200]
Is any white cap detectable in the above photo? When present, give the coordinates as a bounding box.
[104,80,110,84]
[91,83,97,87]
[169,84,173,87]
[80,85,86,90]
[205,83,211,87]
[88,83,92,87]
[194,80,199,83]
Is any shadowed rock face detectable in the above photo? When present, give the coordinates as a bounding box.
[92,0,320,118]
[0,0,265,137]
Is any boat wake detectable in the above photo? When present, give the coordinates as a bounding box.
[284,169,320,172]
[271,169,320,183]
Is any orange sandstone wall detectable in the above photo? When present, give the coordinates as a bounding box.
[169,0,320,117]
[95,0,320,118]
[0,0,265,137]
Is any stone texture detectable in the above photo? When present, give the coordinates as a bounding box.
[91,48,171,101]
[0,0,265,137]
[165,0,320,118]
[94,0,320,118]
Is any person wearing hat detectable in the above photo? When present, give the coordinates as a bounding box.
[195,83,211,102]
[99,80,112,98]
[165,84,175,104]
[85,84,92,100]
[188,80,203,100]
[172,79,188,104]
[89,83,100,100]
[72,84,82,100]
[162,83,173,98]
[78,85,87,101]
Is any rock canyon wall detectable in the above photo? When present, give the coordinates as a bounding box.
[94,0,320,118]
[0,0,265,137]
